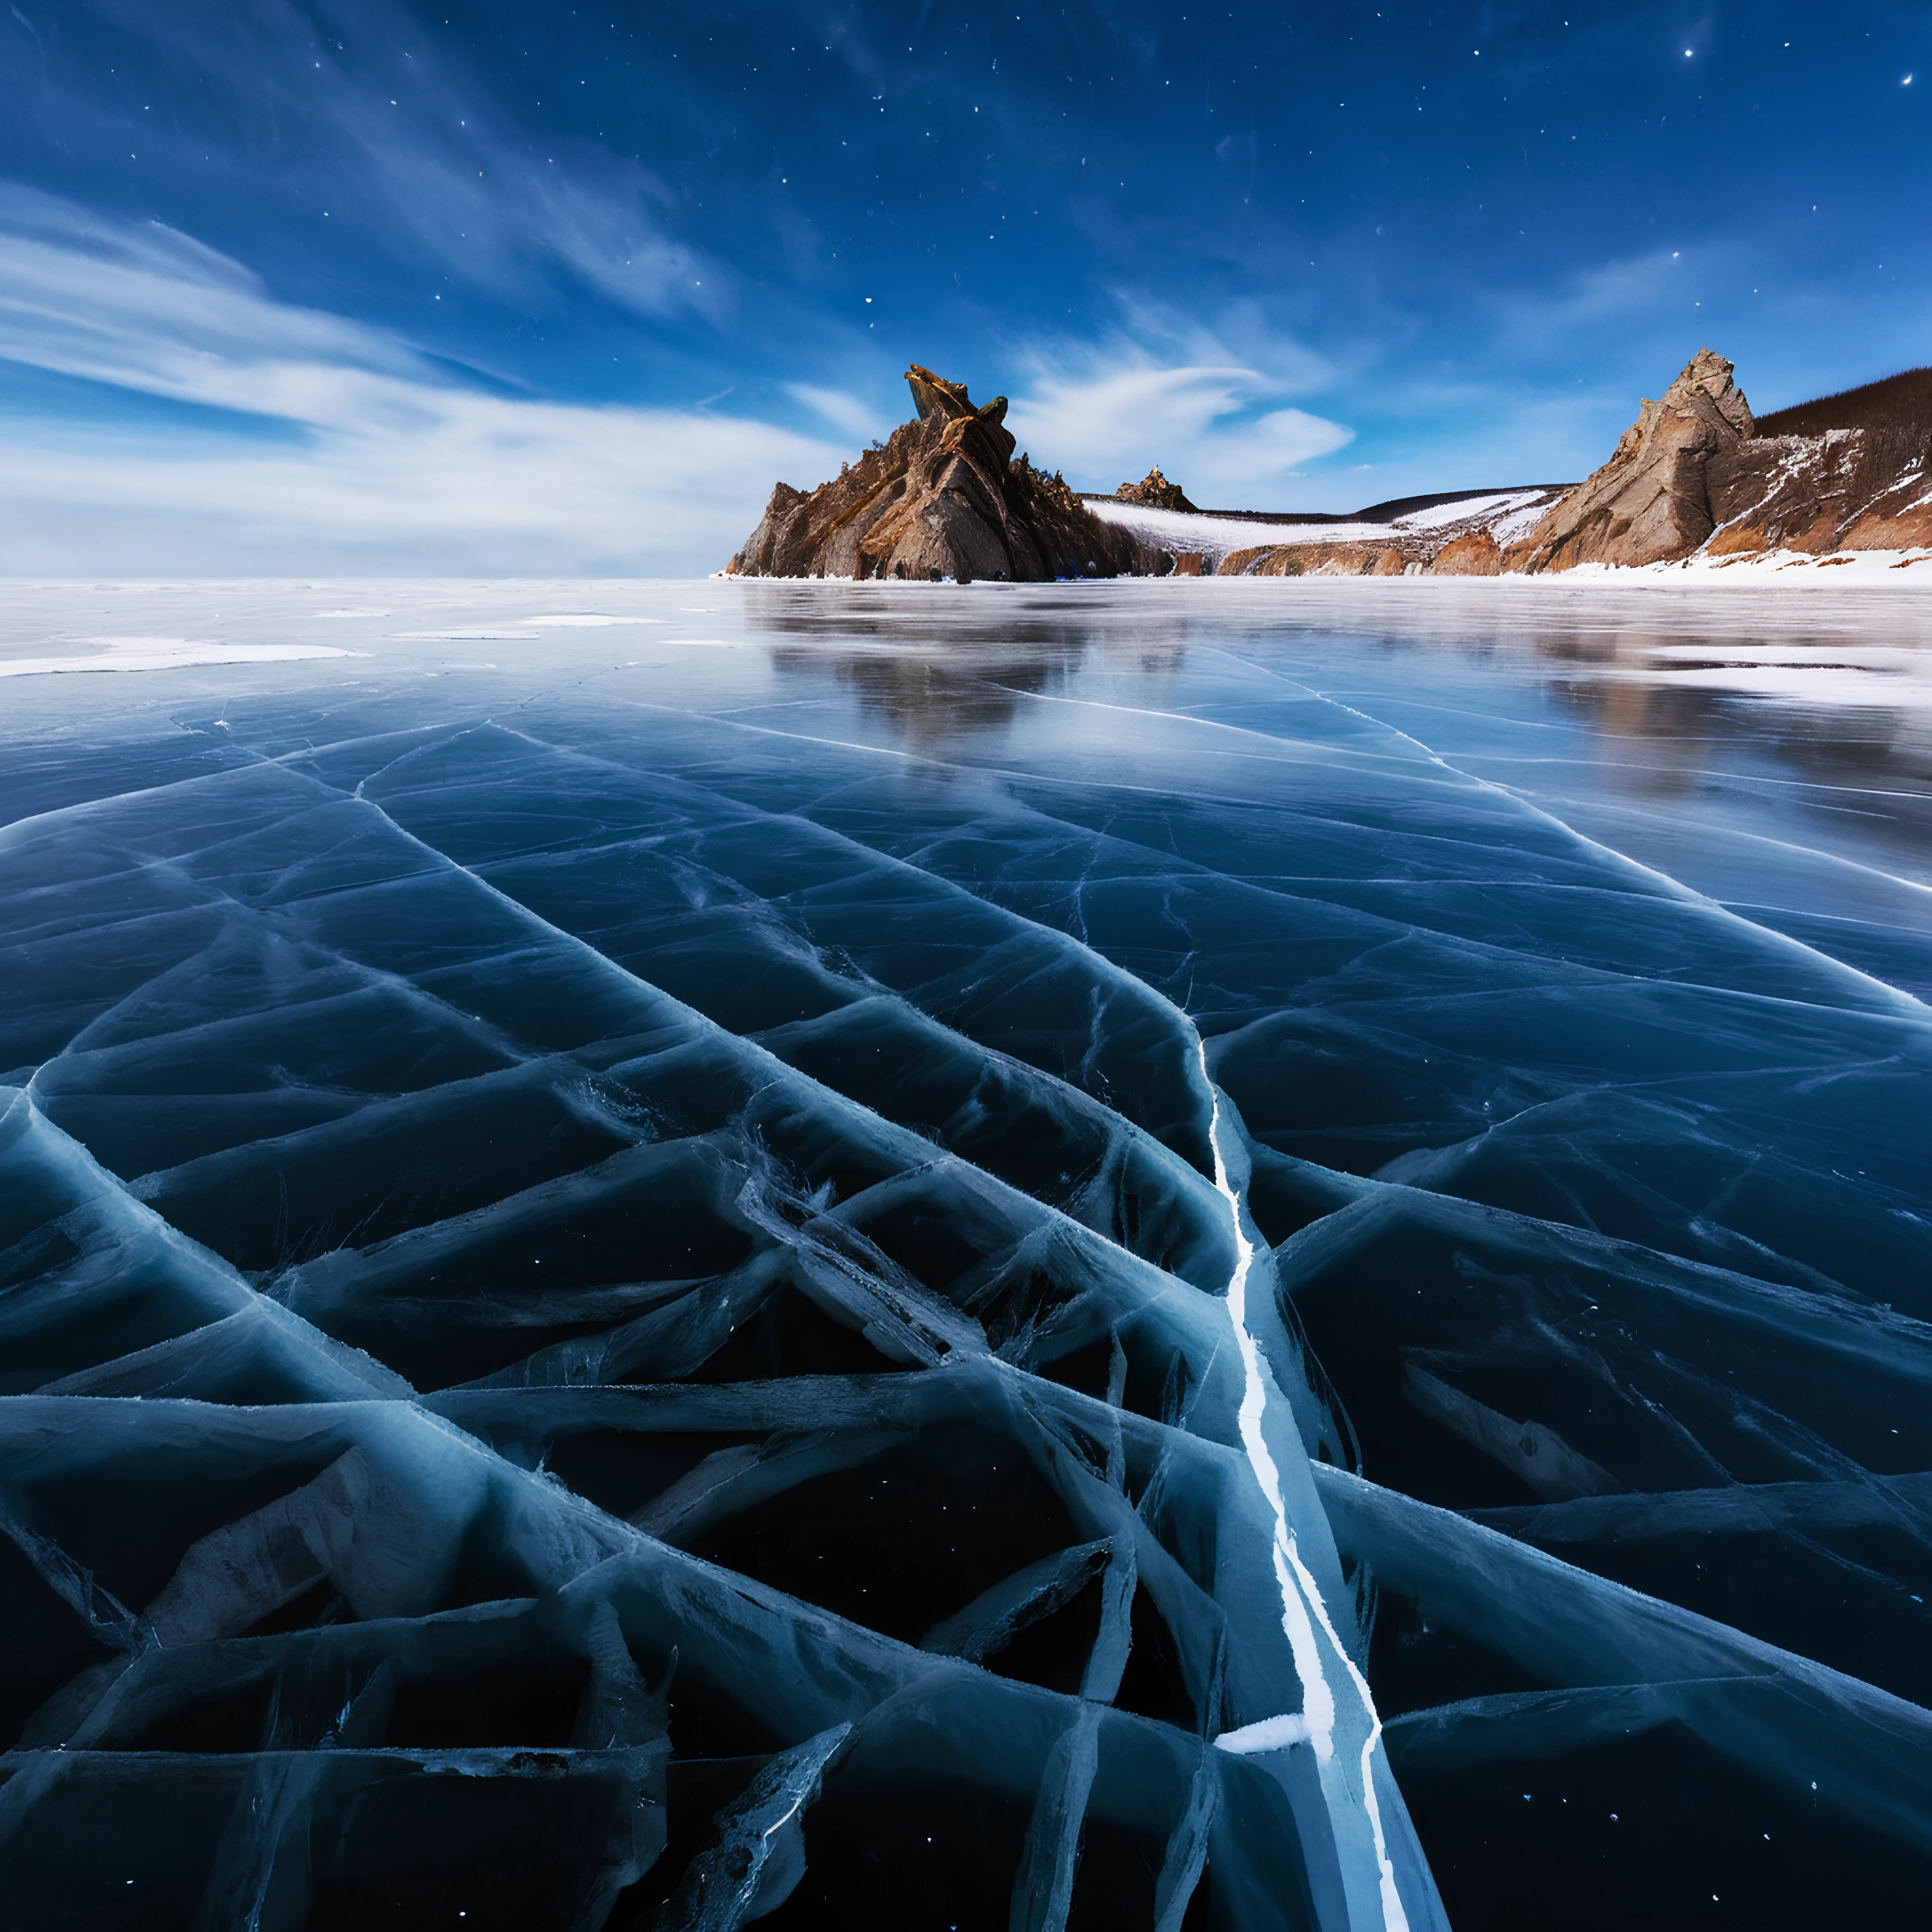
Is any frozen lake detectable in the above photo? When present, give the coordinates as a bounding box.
[2,577,1929,1929]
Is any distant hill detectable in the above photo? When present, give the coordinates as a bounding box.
[1754,366,1932,440]
[1107,351,1932,576]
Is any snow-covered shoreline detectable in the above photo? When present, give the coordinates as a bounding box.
[1486,546,1932,584]
[1083,495,1932,584]
[1083,490,1558,562]
[1173,548,1932,585]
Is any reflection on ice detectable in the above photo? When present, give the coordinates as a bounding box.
[0,576,1928,1927]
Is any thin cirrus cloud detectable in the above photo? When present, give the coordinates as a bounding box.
[0,184,842,575]
[783,383,893,445]
[1005,351,1355,505]
[0,183,423,409]
[305,76,729,325]
[19,0,727,328]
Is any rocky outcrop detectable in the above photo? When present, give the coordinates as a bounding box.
[1509,349,1754,571]
[1429,528,1505,576]
[1220,541,1409,578]
[1113,467,1198,513]
[730,366,1159,582]
[1509,354,1932,568]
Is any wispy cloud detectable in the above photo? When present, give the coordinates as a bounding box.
[0,400,841,575]
[22,0,729,325]
[1502,243,1713,342]
[1005,325,1353,504]
[0,186,840,574]
[307,80,731,325]
[783,382,891,444]
[0,183,422,408]
[0,186,1366,567]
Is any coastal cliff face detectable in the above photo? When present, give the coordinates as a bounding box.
[1509,352,1932,569]
[730,366,1159,582]
[1509,349,1755,571]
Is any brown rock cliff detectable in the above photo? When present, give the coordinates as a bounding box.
[1510,348,1754,571]
[1429,528,1507,576]
[1510,356,1932,567]
[730,365,1159,582]
[1219,541,1409,578]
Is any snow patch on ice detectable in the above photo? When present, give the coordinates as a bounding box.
[390,616,664,639]
[0,637,360,677]
[388,629,541,641]
[519,613,665,626]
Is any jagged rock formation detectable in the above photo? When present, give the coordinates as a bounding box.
[1507,352,1932,569]
[1509,349,1755,571]
[1113,466,1198,513]
[730,366,1159,582]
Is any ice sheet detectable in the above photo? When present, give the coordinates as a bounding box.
[0,576,1927,1928]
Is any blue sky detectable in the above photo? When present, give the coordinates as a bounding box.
[1,1,1926,572]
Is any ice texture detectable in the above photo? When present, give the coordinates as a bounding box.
[0,577,1929,1927]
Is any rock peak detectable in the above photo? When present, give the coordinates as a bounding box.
[1512,346,1754,569]
[1662,347,1754,437]
[905,364,969,420]
[729,364,1160,582]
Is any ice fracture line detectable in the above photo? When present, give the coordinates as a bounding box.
[1195,1036,1409,1932]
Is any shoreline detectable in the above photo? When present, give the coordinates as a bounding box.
[1,553,1930,593]
[1080,498,1932,587]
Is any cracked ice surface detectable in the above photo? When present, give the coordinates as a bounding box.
[1,577,1930,1929]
